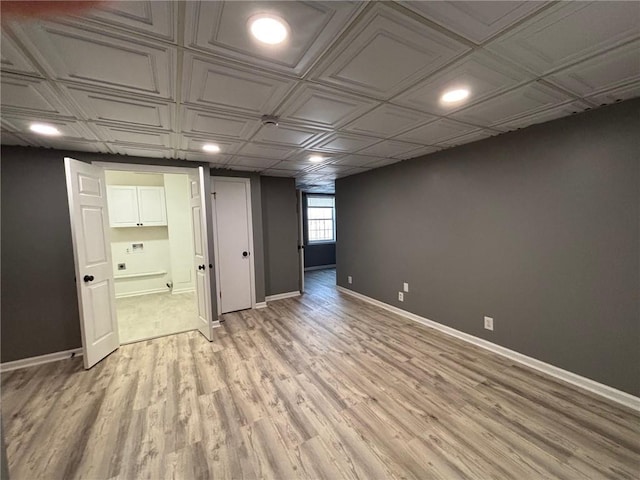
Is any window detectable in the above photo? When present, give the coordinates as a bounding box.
[307,195,335,243]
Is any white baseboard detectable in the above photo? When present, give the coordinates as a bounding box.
[172,287,195,295]
[116,287,169,299]
[254,302,268,309]
[304,264,336,271]
[265,291,301,302]
[1,348,83,373]
[337,286,640,412]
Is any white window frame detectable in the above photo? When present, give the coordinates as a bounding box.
[307,195,335,244]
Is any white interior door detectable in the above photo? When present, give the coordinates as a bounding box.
[64,158,119,369]
[190,168,214,340]
[212,177,254,314]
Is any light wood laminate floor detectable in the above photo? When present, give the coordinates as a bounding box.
[2,269,639,479]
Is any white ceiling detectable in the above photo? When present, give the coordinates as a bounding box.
[1,1,639,193]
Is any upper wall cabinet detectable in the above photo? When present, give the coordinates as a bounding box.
[107,185,167,227]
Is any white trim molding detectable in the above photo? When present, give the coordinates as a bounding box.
[1,348,83,373]
[254,302,268,309]
[265,291,301,302]
[337,286,640,412]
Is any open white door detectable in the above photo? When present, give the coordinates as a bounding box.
[64,158,119,369]
[190,167,214,340]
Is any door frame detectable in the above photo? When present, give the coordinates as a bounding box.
[211,176,257,315]
[88,162,218,337]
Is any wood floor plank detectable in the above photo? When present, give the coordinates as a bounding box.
[2,268,638,480]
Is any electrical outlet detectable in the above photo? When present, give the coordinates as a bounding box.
[484,316,494,331]
[117,263,126,271]
[348,275,353,284]
[403,282,409,292]
[398,292,404,302]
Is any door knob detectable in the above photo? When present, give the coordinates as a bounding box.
[83,275,94,283]
[242,251,249,257]
[198,264,205,270]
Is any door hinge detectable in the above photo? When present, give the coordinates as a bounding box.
[219,291,222,299]
[213,192,217,199]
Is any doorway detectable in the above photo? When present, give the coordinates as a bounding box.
[65,158,215,369]
[104,170,197,343]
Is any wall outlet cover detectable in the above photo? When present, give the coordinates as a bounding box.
[348,275,353,284]
[398,292,404,302]
[403,282,409,292]
[484,316,494,331]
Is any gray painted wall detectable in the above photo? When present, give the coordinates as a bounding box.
[336,99,640,396]
[2,148,82,362]
[0,147,289,362]
[261,176,300,296]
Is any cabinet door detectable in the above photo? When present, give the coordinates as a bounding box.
[137,186,167,226]
[107,186,139,227]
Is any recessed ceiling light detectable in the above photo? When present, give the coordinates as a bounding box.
[202,144,220,153]
[309,155,324,163]
[29,123,61,136]
[441,88,470,104]
[249,15,289,45]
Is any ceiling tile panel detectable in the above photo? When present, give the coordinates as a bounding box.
[436,128,498,147]
[310,132,380,153]
[493,100,591,130]
[331,154,382,167]
[269,161,312,172]
[487,1,640,75]
[179,135,244,155]
[176,150,232,164]
[78,1,176,42]
[404,1,549,44]
[277,83,378,129]
[392,51,533,115]
[366,157,405,168]
[394,118,479,145]
[64,85,173,129]
[227,155,281,170]
[251,124,325,148]
[546,41,640,97]
[344,104,435,137]
[1,74,75,117]
[2,114,99,146]
[261,168,303,177]
[586,81,640,106]
[237,142,299,160]
[450,82,572,126]
[356,139,425,158]
[112,145,174,158]
[12,22,175,98]
[185,1,363,76]
[1,31,41,75]
[183,54,296,115]
[94,124,174,148]
[181,108,261,140]
[311,3,469,99]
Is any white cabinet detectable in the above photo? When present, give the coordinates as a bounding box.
[107,185,167,227]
